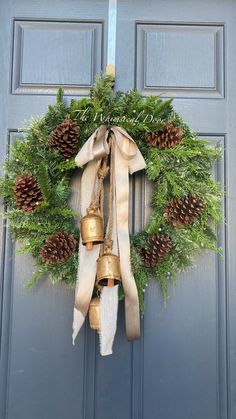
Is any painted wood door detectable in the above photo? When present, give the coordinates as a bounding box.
[0,1,235,419]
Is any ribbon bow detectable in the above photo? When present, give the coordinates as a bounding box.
[72,125,146,355]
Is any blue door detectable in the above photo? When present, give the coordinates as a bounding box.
[0,1,235,418]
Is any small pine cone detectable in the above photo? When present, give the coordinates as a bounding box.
[49,119,80,159]
[163,195,205,228]
[140,234,172,268]
[13,173,43,212]
[40,231,77,265]
[147,123,183,149]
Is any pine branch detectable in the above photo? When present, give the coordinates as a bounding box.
[90,74,114,104]
[37,163,53,201]
[56,87,64,106]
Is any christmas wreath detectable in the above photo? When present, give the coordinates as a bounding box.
[0,75,223,311]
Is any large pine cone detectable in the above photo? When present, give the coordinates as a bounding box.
[40,231,77,265]
[49,119,80,159]
[163,195,205,228]
[140,234,172,268]
[147,123,183,149]
[13,173,43,212]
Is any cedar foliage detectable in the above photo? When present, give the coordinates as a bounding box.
[0,75,223,306]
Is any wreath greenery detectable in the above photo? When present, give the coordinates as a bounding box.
[0,75,223,309]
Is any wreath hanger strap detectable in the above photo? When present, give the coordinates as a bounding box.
[72,125,146,350]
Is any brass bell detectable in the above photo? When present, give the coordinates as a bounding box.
[96,253,121,287]
[89,297,100,332]
[80,210,104,251]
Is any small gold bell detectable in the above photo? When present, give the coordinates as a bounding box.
[80,210,104,251]
[96,253,121,287]
[89,297,100,332]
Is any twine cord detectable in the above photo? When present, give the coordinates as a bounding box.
[88,157,109,215]
[104,137,114,254]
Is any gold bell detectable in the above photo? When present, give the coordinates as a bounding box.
[80,210,104,250]
[89,297,100,332]
[96,253,121,287]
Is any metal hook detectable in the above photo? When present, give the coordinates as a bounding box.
[106,0,117,78]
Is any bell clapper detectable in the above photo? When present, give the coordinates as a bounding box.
[108,278,114,287]
[86,241,93,251]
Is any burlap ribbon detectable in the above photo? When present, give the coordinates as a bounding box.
[72,125,146,348]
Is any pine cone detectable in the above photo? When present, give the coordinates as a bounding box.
[40,231,77,265]
[49,119,80,159]
[163,195,205,228]
[140,234,172,268]
[13,173,43,212]
[147,123,183,149]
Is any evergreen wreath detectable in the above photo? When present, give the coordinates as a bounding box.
[0,75,223,309]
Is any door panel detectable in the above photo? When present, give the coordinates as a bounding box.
[12,19,104,95]
[1,1,236,419]
[116,1,235,419]
[135,22,224,98]
[0,2,108,419]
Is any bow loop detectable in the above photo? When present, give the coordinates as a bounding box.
[75,125,110,167]
[110,126,137,160]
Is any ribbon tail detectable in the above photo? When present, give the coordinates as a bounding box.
[72,159,101,343]
[99,286,119,356]
[72,308,86,345]
[113,134,141,341]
